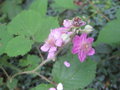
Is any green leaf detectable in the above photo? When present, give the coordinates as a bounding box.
[5,36,33,57]
[0,24,12,55]
[30,0,48,16]
[95,9,120,45]
[52,0,78,9]
[20,55,41,70]
[31,84,53,90]
[52,53,96,90]
[7,79,18,90]
[34,16,59,42]
[1,0,22,19]
[7,10,59,42]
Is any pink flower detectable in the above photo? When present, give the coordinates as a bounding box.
[72,33,95,62]
[49,88,56,90]
[41,27,71,59]
[64,61,71,67]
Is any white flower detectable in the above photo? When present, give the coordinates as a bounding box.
[57,83,63,90]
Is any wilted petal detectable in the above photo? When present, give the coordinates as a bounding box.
[64,61,71,67]
[41,44,50,52]
[80,21,86,26]
[78,51,87,62]
[88,48,95,56]
[49,88,56,90]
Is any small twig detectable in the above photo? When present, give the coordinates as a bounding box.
[34,72,57,86]
[0,66,10,80]
[36,46,44,61]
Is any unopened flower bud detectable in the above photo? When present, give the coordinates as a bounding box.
[80,25,93,34]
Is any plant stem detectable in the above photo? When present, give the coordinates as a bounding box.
[34,72,57,86]
[0,66,10,80]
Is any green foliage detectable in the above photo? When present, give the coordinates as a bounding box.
[6,9,58,56]
[0,24,12,55]
[20,55,41,70]
[52,0,78,10]
[0,0,23,20]
[95,9,120,45]
[7,10,59,42]
[7,79,18,90]
[31,84,53,90]
[52,53,96,90]
[30,0,48,16]
[5,36,33,57]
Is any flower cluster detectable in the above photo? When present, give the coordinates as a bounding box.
[41,21,73,59]
[41,17,95,62]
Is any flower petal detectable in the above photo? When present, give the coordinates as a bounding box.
[47,52,55,59]
[72,35,80,43]
[40,44,50,52]
[55,39,63,47]
[80,33,87,42]
[87,37,94,43]
[88,48,95,56]
[49,47,57,52]
[78,51,87,62]
[72,46,79,54]
[63,19,72,28]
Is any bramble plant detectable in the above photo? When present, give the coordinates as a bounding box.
[0,0,120,90]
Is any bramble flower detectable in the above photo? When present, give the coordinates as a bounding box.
[64,61,71,67]
[41,27,72,59]
[72,33,95,62]
[41,17,86,59]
